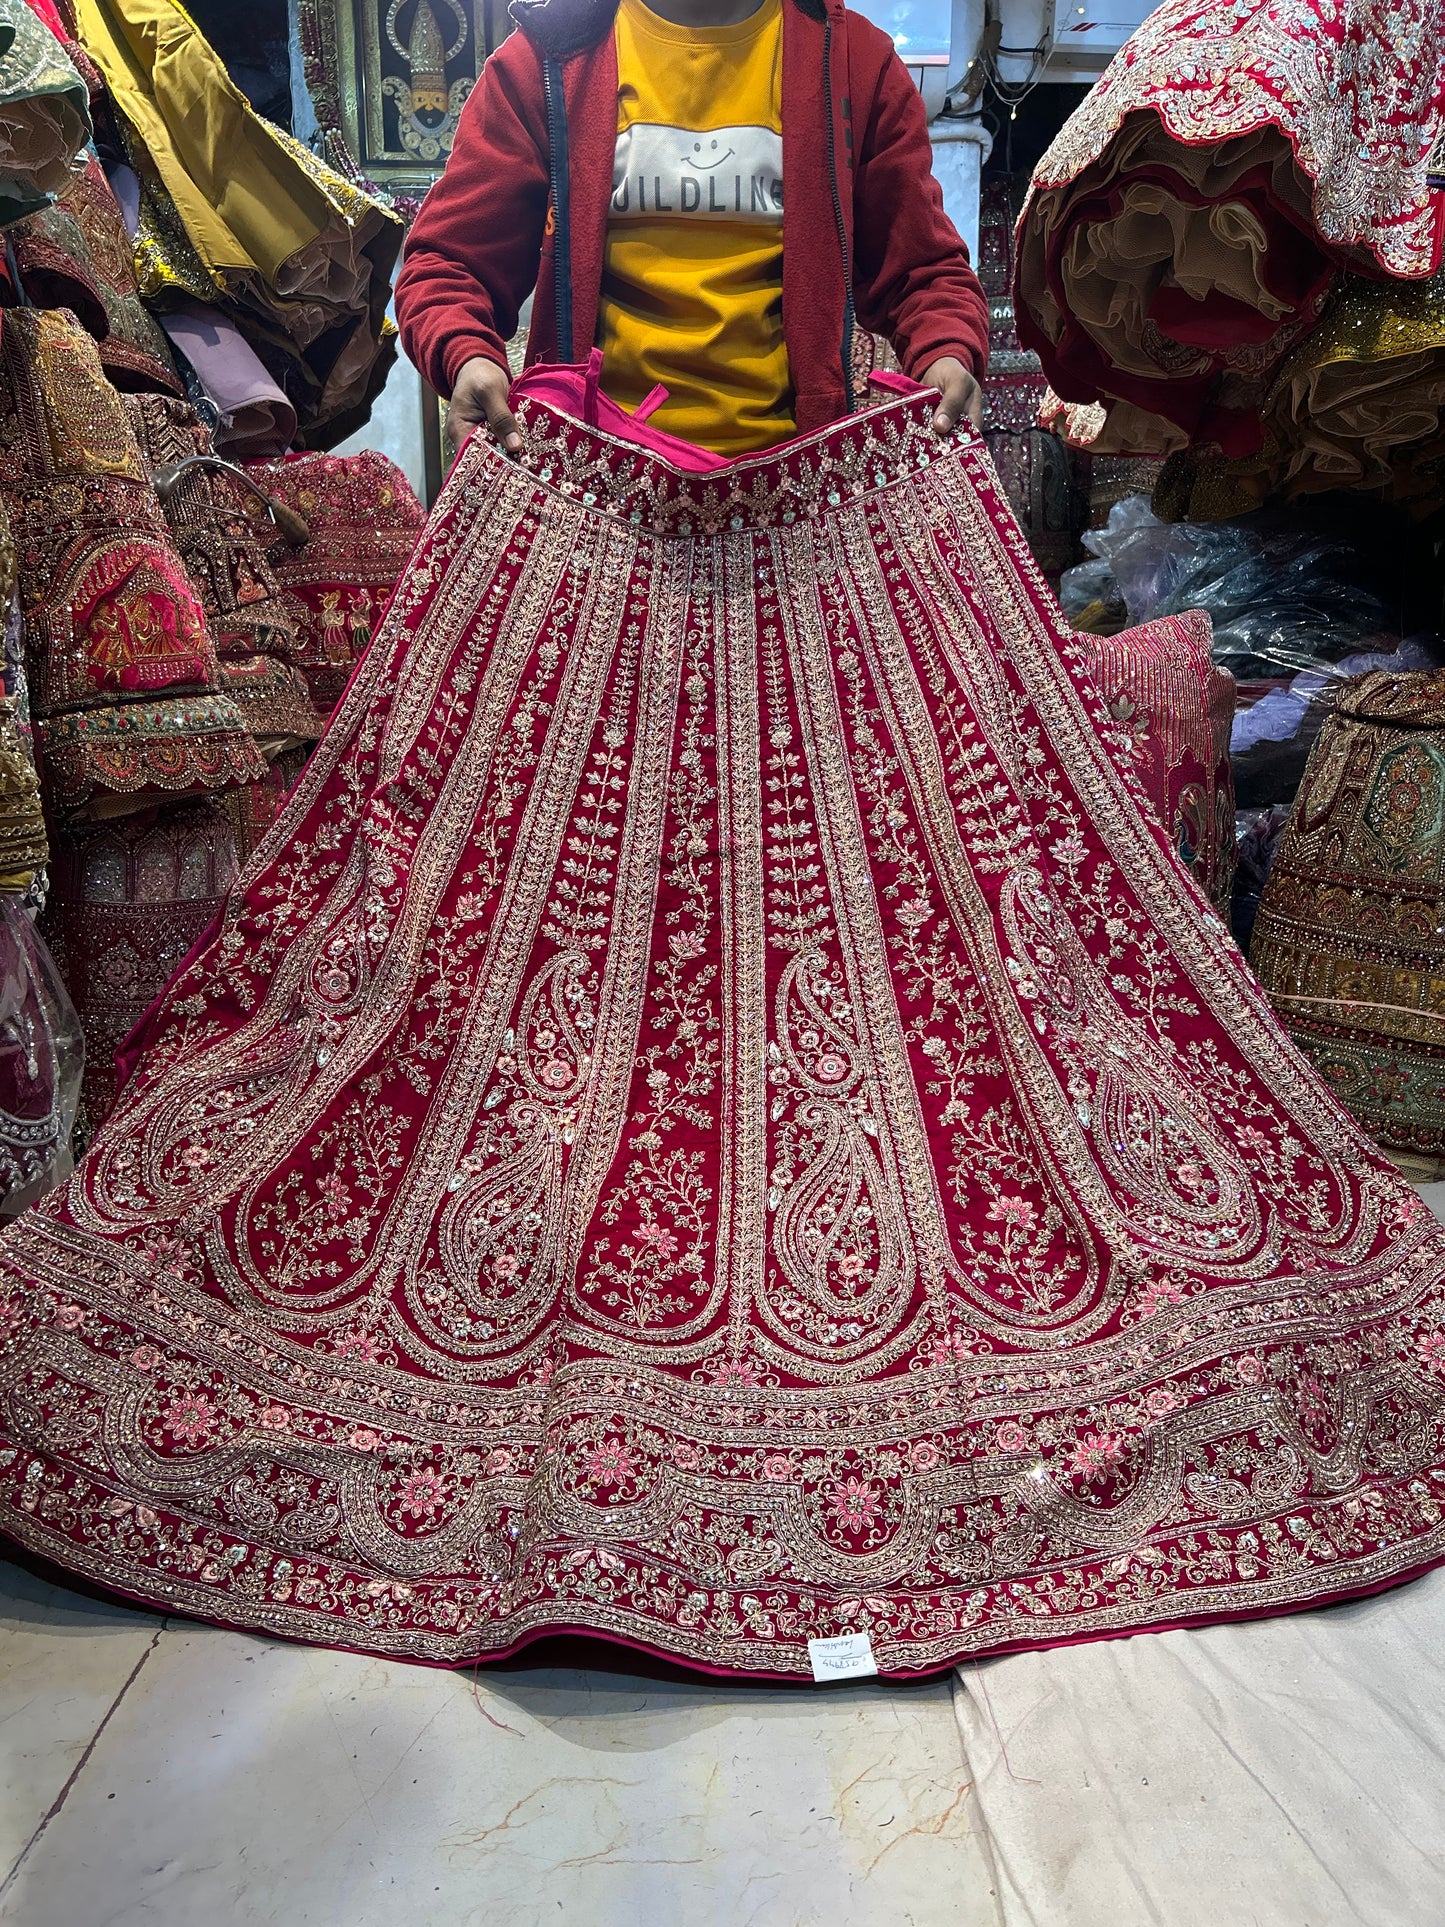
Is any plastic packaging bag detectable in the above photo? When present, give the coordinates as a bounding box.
[0,897,84,1214]
[1058,555,1123,633]
[1231,804,1292,952]
[1229,636,1443,808]
[1063,497,1410,678]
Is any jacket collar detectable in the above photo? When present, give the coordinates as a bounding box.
[510,0,829,59]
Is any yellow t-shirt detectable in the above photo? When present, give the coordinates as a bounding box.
[598,0,793,455]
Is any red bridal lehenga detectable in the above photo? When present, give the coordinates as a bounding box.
[2,367,1445,1675]
[1013,0,1445,457]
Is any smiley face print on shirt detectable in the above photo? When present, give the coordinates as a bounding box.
[611,122,784,220]
[596,0,793,456]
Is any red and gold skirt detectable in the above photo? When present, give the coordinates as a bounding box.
[1,377,1443,1675]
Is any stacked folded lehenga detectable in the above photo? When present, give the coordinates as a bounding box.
[0,308,265,820]
[10,149,180,395]
[1015,0,1445,482]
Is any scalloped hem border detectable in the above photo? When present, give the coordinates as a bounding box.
[4,1507,1445,1684]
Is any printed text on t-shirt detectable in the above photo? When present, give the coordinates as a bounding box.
[612,122,783,220]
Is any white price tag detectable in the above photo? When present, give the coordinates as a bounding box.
[807,1631,878,1682]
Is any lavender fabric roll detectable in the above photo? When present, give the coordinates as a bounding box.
[158,298,297,458]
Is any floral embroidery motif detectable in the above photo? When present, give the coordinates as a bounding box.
[0,391,1442,1675]
[1028,0,1445,280]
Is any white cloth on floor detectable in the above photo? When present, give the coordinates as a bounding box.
[953,1567,1445,1926]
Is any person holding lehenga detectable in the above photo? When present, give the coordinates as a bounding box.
[0,0,1443,1679]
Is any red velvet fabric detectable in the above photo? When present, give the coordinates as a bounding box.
[1087,610,1237,910]
[0,386,1443,1677]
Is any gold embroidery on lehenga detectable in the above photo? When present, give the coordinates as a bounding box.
[558,540,695,1325]
[1,392,1444,1673]
[761,544,930,1376]
[572,543,734,1352]
[717,533,769,1370]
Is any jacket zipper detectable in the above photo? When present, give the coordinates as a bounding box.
[546,14,852,399]
[542,53,575,361]
[822,15,856,412]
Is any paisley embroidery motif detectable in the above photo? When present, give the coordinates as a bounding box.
[0,389,1442,1675]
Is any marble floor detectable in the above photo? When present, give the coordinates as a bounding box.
[0,1558,1001,1927]
[4,1183,1444,1927]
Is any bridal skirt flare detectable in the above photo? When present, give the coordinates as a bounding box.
[2,385,1445,1674]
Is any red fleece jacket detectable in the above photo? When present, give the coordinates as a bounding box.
[394,0,989,435]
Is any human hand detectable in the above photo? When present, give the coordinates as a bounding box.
[446,354,522,454]
[920,356,984,436]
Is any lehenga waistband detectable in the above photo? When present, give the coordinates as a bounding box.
[499,372,953,540]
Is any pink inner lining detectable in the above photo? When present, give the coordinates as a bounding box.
[510,350,928,470]
[866,367,925,398]
[511,352,730,471]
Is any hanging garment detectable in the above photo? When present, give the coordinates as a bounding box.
[0,308,265,818]
[1014,0,1445,459]
[156,300,296,460]
[0,370,1443,1676]
[44,796,235,1127]
[0,0,88,226]
[1251,668,1445,1156]
[70,0,401,445]
[7,152,182,397]
[240,451,425,722]
[1086,611,1236,912]
[975,178,1086,584]
[121,394,321,752]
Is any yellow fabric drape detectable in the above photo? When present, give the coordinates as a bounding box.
[72,0,400,444]
[74,0,381,289]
